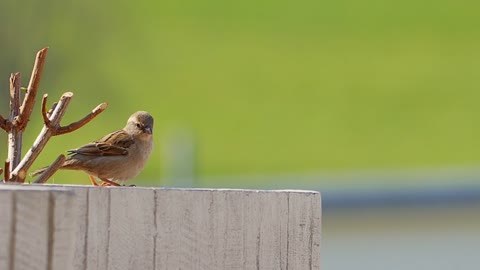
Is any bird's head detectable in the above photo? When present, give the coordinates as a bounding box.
[125,111,154,139]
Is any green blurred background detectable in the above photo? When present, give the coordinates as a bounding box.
[1,0,480,187]
[3,1,480,269]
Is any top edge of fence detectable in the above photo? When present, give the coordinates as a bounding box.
[0,183,321,195]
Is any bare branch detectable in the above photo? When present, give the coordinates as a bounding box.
[0,114,10,132]
[10,92,73,182]
[41,94,54,128]
[17,47,49,130]
[47,102,57,118]
[54,102,108,135]
[4,160,10,182]
[33,154,66,184]
[8,72,23,175]
[9,73,21,112]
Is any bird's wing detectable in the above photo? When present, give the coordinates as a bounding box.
[68,130,135,156]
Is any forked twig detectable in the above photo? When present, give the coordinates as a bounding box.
[10,92,107,182]
[2,48,48,181]
[9,93,71,182]
[33,154,66,184]
[2,47,107,183]
[16,47,48,130]
[54,102,108,135]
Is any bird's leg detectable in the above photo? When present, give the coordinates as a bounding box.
[100,178,121,186]
[89,175,99,186]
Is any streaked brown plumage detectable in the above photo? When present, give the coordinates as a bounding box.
[32,111,154,186]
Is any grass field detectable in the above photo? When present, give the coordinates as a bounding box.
[1,0,480,185]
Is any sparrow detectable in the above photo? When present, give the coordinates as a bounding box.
[32,111,154,186]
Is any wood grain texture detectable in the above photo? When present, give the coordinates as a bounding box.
[153,188,319,270]
[0,185,76,270]
[13,189,50,270]
[0,190,14,270]
[287,192,322,270]
[71,187,88,270]
[51,189,77,270]
[1,186,321,270]
[108,188,156,270]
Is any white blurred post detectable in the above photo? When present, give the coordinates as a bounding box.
[161,128,197,187]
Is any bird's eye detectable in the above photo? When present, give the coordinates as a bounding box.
[136,123,142,129]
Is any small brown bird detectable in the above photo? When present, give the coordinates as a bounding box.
[32,111,154,186]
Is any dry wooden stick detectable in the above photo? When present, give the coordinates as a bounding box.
[4,160,10,182]
[16,47,48,130]
[10,92,107,182]
[47,102,57,118]
[9,92,72,182]
[0,114,10,132]
[54,102,108,135]
[7,72,23,173]
[41,94,54,128]
[41,95,108,135]
[33,154,66,184]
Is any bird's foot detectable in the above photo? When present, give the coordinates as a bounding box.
[99,178,121,187]
[89,175,99,186]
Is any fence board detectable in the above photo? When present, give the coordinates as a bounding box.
[0,185,76,270]
[0,185,321,270]
[0,189,14,270]
[108,188,156,270]
[287,192,322,270]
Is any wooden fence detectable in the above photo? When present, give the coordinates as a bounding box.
[0,185,321,270]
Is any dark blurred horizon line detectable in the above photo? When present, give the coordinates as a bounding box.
[159,165,480,211]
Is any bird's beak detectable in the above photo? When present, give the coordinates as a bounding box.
[144,127,153,134]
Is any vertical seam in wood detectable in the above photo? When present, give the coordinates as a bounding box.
[309,196,314,270]
[241,192,246,269]
[46,192,55,270]
[285,193,290,270]
[105,190,111,270]
[255,226,261,270]
[222,192,227,270]
[152,189,158,270]
[279,196,283,270]
[242,200,246,270]
[8,192,17,270]
[255,195,262,270]
[83,189,90,270]
[208,191,215,270]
